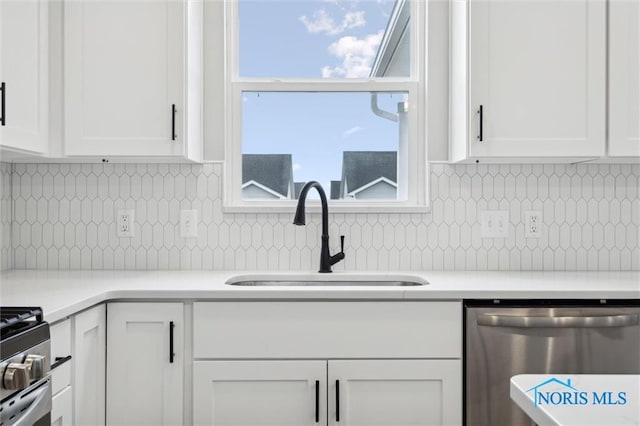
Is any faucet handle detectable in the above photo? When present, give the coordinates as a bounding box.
[340,235,345,254]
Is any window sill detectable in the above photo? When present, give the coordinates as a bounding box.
[223,201,431,214]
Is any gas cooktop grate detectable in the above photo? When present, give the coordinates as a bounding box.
[0,307,44,340]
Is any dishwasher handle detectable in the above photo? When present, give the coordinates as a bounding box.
[477,313,639,328]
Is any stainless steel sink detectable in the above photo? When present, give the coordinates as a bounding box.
[226,280,427,287]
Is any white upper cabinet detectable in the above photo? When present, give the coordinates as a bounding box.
[0,0,49,155]
[64,0,202,161]
[609,0,640,158]
[451,0,606,162]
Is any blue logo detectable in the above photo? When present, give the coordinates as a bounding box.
[526,377,628,407]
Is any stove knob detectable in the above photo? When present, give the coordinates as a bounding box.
[25,354,47,380]
[3,363,30,390]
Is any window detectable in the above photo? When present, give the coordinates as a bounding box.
[224,0,427,212]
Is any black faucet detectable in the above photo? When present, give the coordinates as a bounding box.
[293,181,345,273]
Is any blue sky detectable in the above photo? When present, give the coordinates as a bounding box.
[239,0,405,195]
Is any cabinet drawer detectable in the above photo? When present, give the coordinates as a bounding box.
[50,319,72,394]
[194,302,461,359]
[52,385,72,426]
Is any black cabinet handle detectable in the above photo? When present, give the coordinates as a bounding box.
[171,104,176,141]
[335,379,340,422]
[1,82,5,126]
[51,355,72,370]
[477,104,483,142]
[315,380,320,423]
[169,321,175,363]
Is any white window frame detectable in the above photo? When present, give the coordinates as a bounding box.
[223,0,429,213]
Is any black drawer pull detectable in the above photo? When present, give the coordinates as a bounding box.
[477,104,483,142]
[51,355,72,370]
[1,82,5,126]
[171,104,177,141]
[169,321,175,363]
[315,380,319,422]
[336,379,340,422]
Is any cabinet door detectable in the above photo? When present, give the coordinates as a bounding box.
[106,303,184,426]
[51,386,73,426]
[609,0,640,157]
[328,360,461,426]
[468,0,605,158]
[74,304,106,426]
[50,319,72,396]
[193,361,327,426]
[0,0,48,154]
[64,0,184,157]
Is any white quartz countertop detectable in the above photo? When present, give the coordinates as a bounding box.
[0,270,638,323]
[511,374,640,425]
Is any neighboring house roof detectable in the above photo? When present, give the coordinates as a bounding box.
[242,154,294,198]
[242,180,288,199]
[330,181,341,200]
[294,182,306,199]
[347,177,397,197]
[341,151,397,195]
[369,0,410,78]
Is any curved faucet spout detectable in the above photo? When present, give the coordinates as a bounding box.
[293,181,329,235]
[293,181,344,273]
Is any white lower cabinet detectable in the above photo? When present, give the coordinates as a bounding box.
[192,301,463,426]
[74,304,106,426]
[193,359,460,426]
[51,386,73,426]
[193,361,327,426]
[328,360,461,426]
[50,318,73,426]
[106,302,184,426]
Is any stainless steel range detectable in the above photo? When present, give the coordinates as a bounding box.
[0,307,51,426]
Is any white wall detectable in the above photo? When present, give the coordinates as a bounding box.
[0,1,637,272]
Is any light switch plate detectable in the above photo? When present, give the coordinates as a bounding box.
[481,210,509,238]
[180,210,198,238]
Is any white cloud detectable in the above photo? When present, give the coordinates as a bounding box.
[292,163,301,172]
[299,9,366,36]
[343,126,364,138]
[321,31,384,78]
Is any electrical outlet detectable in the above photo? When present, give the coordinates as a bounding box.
[481,210,509,238]
[180,210,198,238]
[117,210,135,237]
[525,210,542,238]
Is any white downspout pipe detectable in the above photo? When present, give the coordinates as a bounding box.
[370,93,399,122]
[370,93,408,200]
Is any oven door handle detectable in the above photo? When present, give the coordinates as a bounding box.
[477,313,639,328]
[11,380,52,426]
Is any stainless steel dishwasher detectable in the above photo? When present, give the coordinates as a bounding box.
[464,299,640,426]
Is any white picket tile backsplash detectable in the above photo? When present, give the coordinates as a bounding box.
[1,162,638,271]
